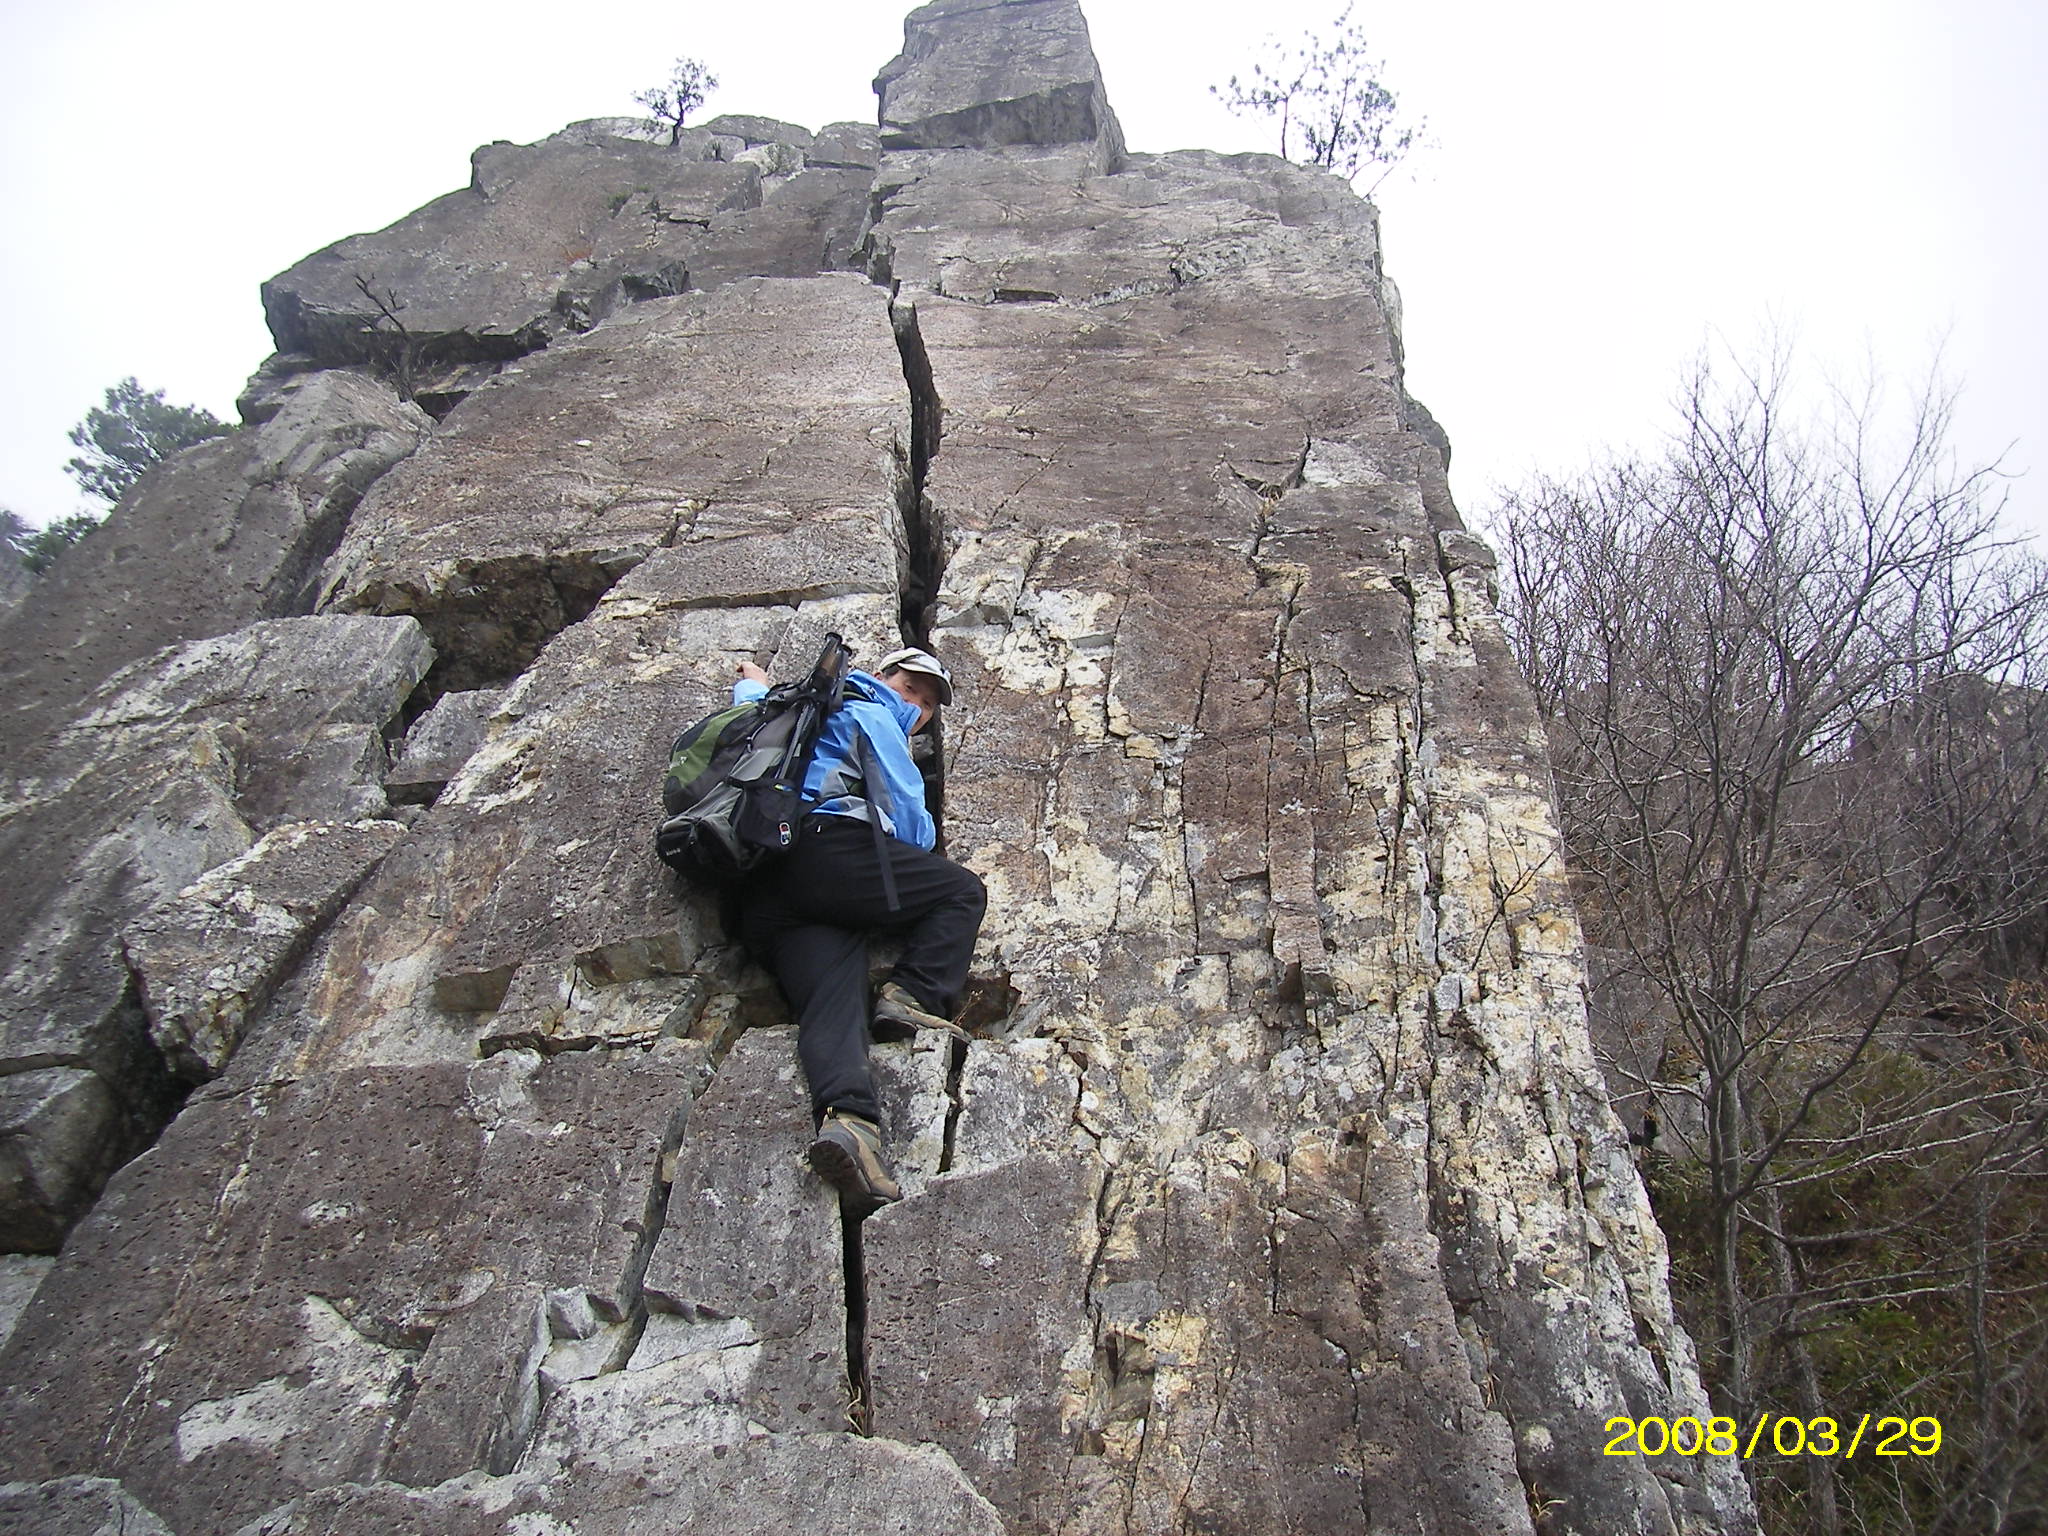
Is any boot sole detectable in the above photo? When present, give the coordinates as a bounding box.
[870,1009,968,1044]
[808,1135,899,1209]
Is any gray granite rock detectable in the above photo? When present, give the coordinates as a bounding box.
[876,0,1125,169]
[637,1027,848,1435]
[852,10,1755,1525]
[262,139,762,371]
[268,343,912,1069]
[0,615,430,1246]
[0,4,1758,1532]
[543,115,673,149]
[383,687,499,805]
[809,120,883,170]
[0,1258,50,1353]
[734,140,807,179]
[0,1049,696,1531]
[123,819,408,1081]
[0,1072,124,1252]
[701,114,816,148]
[865,1151,1100,1527]
[0,1477,174,1535]
[316,273,908,696]
[262,124,880,408]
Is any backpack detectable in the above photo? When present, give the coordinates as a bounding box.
[655,633,854,881]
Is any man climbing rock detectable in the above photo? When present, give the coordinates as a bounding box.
[731,645,986,1213]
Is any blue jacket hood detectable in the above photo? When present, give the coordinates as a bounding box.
[847,670,921,735]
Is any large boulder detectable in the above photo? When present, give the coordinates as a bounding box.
[0,1050,699,1532]
[262,138,760,370]
[876,0,1125,168]
[261,128,881,410]
[122,819,409,1082]
[315,273,911,696]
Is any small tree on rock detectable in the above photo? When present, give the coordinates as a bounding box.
[1213,5,1425,191]
[635,57,719,147]
[64,377,231,507]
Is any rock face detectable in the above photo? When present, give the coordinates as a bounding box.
[877,0,1125,168]
[0,616,430,1249]
[262,121,877,413]
[0,3,1757,1534]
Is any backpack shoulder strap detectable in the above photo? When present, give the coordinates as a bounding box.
[851,726,901,913]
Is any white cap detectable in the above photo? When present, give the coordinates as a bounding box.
[877,646,953,705]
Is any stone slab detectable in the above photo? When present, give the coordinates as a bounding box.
[0,1049,694,1532]
[124,819,407,1082]
[876,0,1125,166]
[262,140,762,368]
[384,688,500,804]
[317,273,909,696]
[637,1027,848,1435]
[865,1150,1100,1529]
[0,614,433,1247]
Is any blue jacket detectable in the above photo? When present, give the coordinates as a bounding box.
[731,671,936,850]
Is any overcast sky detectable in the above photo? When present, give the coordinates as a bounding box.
[3,0,2041,545]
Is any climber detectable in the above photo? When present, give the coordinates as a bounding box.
[730,645,986,1214]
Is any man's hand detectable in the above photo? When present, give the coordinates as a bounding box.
[737,660,770,685]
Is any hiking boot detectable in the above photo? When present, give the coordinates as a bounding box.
[807,1109,901,1212]
[871,981,968,1044]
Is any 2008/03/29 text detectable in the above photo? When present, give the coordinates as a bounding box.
[1604,1415,1941,1458]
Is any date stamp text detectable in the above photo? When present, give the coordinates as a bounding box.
[1603,1415,1942,1458]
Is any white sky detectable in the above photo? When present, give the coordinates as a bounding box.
[2,0,2041,544]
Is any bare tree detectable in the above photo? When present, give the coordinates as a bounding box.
[1491,349,2048,1534]
[634,56,718,147]
[1211,6,1425,192]
[352,273,428,402]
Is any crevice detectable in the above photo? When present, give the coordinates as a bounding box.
[937,1035,968,1173]
[887,293,950,840]
[889,297,943,599]
[617,1088,697,1322]
[364,550,641,705]
[6,974,195,1254]
[841,1208,874,1436]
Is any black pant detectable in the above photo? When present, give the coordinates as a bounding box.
[738,815,987,1123]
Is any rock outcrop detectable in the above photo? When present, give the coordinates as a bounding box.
[0,2,1758,1533]
[0,616,430,1249]
[0,373,429,756]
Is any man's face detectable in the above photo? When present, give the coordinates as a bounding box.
[883,668,941,731]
